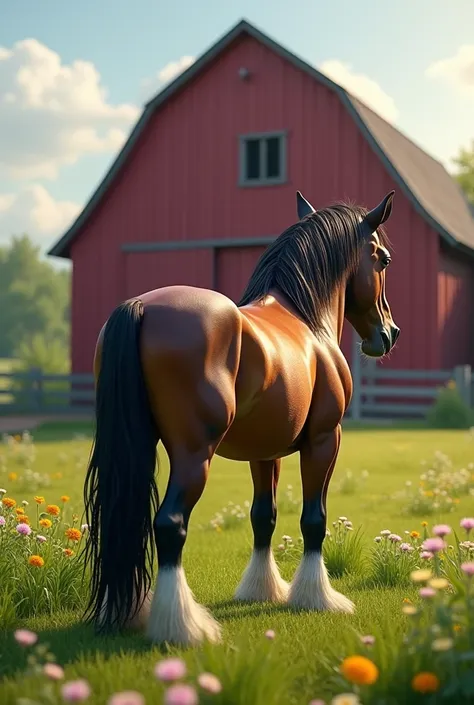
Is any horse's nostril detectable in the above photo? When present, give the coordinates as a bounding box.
[392,327,400,344]
[380,329,391,353]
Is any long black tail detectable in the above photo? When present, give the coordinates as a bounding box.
[82,299,159,632]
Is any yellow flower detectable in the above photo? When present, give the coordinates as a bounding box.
[39,518,52,529]
[28,555,45,568]
[65,528,82,542]
[410,569,432,583]
[424,491,433,497]
[7,472,17,482]
[429,577,449,590]
[63,548,74,557]
[402,604,418,615]
[14,434,21,442]
[2,497,16,508]
[15,507,25,515]
[340,655,379,685]
[453,624,462,632]
[410,531,420,539]
[61,495,70,503]
[453,498,460,504]
[403,598,412,604]
[46,504,60,516]
[34,496,45,504]
[411,672,440,693]
[421,521,428,527]
[446,380,456,390]
[18,515,30,525]
[331,695,360,705]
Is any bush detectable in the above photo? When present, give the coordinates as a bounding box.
[427,384,474,429]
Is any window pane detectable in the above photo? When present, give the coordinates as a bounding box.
[245,139,260,179]
[266,137,281,178]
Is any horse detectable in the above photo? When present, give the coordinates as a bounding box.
[83,189,399,647]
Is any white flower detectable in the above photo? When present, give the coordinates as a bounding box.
[339,516,348,522]
[374,536,382,543]
[331,694,361,705]
[22,500,29,506]
[0,489,6,494]
[380,529,391,536]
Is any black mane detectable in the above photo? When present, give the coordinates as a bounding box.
[238,202,383,333]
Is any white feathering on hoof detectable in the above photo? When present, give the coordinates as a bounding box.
[234,548,290,602]
[97,587,153,631]
[288,552,355,613]
[146,566,222,646]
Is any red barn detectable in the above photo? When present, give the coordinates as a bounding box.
[49,19,474,376]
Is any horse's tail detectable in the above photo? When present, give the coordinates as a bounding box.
[82,298,159,632]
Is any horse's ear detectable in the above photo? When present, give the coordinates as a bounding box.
[364,191,395,232]
[296,191,316,220]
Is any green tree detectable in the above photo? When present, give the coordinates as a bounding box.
[452,141,474,205]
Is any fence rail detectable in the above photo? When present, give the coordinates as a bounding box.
[0,361,473,420]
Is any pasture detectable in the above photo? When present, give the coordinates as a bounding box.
[0,421,473,705]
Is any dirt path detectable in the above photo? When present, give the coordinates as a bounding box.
[0,414,92,434]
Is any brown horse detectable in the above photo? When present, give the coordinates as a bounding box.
[83,190,399,647]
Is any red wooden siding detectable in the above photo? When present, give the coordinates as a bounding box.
[69,32,458,374]
[438,245,474,368]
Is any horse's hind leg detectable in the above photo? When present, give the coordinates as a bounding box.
[234,459,289,603]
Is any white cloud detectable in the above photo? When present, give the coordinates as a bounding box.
[426,45,474,95]
[140,55,195,101]
[0,38,140,180]
[318,59,399,124]
[0,184,80,246]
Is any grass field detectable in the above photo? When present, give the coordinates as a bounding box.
[0,422,473,704]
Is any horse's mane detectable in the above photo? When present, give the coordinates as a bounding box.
[238,202,387,333]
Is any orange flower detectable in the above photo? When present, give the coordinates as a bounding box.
[453,624,462,633]
[39,518,52,529]
[63,548,74,557]
[340,656,379,685]
[28,555,45,568]
[15,507,25,515]
[34,496,45,504]
[46,504,60,516]
[61,495,70,503]
[411,672,440,693]
[18,515,30,525]
[65,528,82,542]
[2,497,16,508]
[410,531,420,539]
[7,472,17,482]
[421,521,428,527]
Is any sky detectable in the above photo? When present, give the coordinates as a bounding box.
[0,0,473,265]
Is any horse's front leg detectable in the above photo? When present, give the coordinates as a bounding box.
[234,459,289,602]
[288,425,354,613]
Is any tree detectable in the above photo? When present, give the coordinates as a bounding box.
[452,141,474,205]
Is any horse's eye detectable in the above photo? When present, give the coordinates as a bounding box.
[381,255,391,269]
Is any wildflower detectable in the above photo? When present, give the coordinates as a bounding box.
[380,529,391,536]
[410,530,420,538]
[374,536,382,543]
[453,624,462,632]
[39,518,52,529]
[43,663,65,680]
[81,523,89,532]
[460,517,474,533]
[154,658,187,682]
[282,534,292,542]
[28,555,44,567]
[36,535,47,543]
[197,672,222,694]
[2,497,16,508]
[164,684,198,705]
[61,495,70,502]
[309,701,326,705]
[63,548,74,557]
[34,496,45,504]
[422,537,446,553]
[340,655,378,685]
[46,504,60,516]
[402,605,418,615]
[420,551,433,560]
[15,507,25,514]
[461,562,474,576]
[16,523,31,536]
[14,629,38,646]
[22,500,29,506]
[419,587,436,599]
[0,516,5,527]
[339,516,348,522]
[108,692,145,705]
[429,577,449,589]
[399,542,413,552]
[433,524,451,537]
[8,472,17,481]
[61,679,91,702]
[0,489,6,494]
[278,543,285,550]
[360,635,375,646]
[410,569,432,583]
[65,528,82,542]
[421,521,428,527]
[411,672,440,693]
[331,696,360,705]
[18,515,30,525]
[432,638,453,651]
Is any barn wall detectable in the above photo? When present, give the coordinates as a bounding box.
[69,32,442,372]
[438,243,474,368]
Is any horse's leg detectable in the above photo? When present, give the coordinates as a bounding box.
[234,459,289,602]
[288,425,354,612]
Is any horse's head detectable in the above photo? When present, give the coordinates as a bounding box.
[296,190,399,357]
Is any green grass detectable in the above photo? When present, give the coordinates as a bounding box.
[0,424,473,704]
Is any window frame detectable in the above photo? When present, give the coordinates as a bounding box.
[238,131,287,187]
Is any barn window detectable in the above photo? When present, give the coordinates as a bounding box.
[239,132,287,186]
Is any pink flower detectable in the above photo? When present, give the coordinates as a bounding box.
[265,629,276,640]
[461,562,474,577]
[0,516,6,527]
[420,551,434,560]
[36,535,47,543]
[14,629,37,646]
[433,524,451,538]
[309,701,326,705]
[61,679,91,702]
[389,534,402,543]
[399,542,413,552]
[460,518,474,533]
[197,672,222,694]
[164,684,198,705]
[43,663,65,680]
[16,523,32,536]
[361,635,375,646]
[419,587,436,599]
[108,692,145,705]
[422,537,446,553]
[154,658,187,682]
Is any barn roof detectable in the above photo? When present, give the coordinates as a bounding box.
[48,18,474,259]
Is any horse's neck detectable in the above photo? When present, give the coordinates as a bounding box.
[322,287,345,345]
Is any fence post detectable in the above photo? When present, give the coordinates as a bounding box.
[454,365,472,408]
[28,367,43,411]
[351,331,362,421]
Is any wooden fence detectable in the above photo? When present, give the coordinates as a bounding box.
[0,361,472,420]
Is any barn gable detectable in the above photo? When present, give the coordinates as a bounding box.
[48,18,474,260]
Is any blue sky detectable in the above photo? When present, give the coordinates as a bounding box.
[0,0,473,258]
